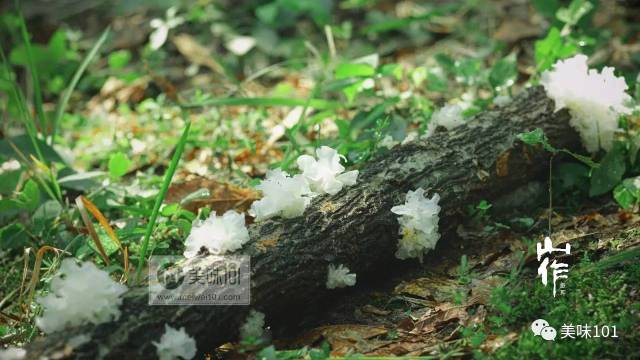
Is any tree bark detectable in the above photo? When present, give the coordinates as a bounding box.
[25,86,581,359]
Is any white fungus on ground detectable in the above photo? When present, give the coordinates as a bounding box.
[240,310,266,340]
[540,54,632,153]
[249,169,314,221]
[326,264,357,289]
[391,188,441,261]
[296,146,359,195]
[183,210,249,258]
[36,259,128,333]
[153,324,197,360]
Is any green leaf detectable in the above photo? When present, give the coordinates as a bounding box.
[52,27,109,146]
[335,62,375,79]
[341,79,364,103]
[613,183,636,209]
[534,27,578,71]
[33,200,63,221]
[613,177,640,209]
[517,128,556,152]
[629,131,640,166]
[532,0,561,18]
[489,54,517,90]
[518,129,598,168]
[589,143,627,197]
[57,171,105,191]
[555,162,590,192]
[88,230,120,257]
[511,217,535,229]
[379,63,402,80]
[257,346,278,360]
[135,120,191,283]
[108,49,131,69]
[476,200,492,211]
[453,58,482,86]
[108,152,132,178]
[0,134,66,164]
[256,3,279,24]
[426,69,448,92]
[160,203,180,217]
[410,67,427,87]
[0,167,22,195]
[435,53,455,73]
[15,179,40,211]
[0,223,28,250]
[556,0,594,27]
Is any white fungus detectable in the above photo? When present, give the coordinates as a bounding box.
[401,131,420,145]
[379,135,399,149]
[249,169,314,221]
[540,54,632,153]
[493,95,512,107]
[326,264,357,289]
[431,104,465,130]
[36,259,127,333]
[240,310,266,340]
[391,188,441,261]
[153,324,197,360]
[183,210,249,258]
[0,347,26,360]
[296,146,359,195]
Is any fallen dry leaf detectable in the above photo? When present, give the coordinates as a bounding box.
[165,177,259,214]
[410,302,468,335]
[172,33,226,75]
[361,304,391,316]
[481,332,518,352]
[470,276,505,305]
[281,324,388,356]
[494,18,541,43]
[394,274,461,302]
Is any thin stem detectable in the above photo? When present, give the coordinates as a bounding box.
[134,118,191,284]
[51,28,110,146]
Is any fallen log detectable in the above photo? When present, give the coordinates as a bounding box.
[26,86,581,359]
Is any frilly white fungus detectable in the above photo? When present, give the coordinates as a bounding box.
[183,210,249,258]
[249,169,313,221]
[391,188,441,261]
[541,54,632,153]
[297,146,359,195]
[240,310,266,340]
[36,259,127,333]
[326,264,357,289]
[153,324,197,360]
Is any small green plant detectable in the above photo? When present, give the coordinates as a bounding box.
[134,119,191,283]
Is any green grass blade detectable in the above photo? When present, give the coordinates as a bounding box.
[0,41,45,162]
[17,13,46,139]
[134,119,191,284]
[180,97,341,110]
[583,246,640,273]
[50,28,110,146]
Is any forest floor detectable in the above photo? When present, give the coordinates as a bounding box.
[1,0,640,359]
